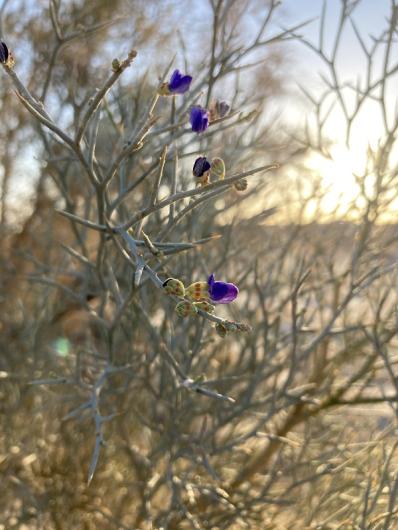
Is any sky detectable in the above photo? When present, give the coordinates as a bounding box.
[287,0,392,96]
[4,0,397,224]
[274,0,397,221]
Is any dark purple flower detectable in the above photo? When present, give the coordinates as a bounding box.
[0,41,9,64]
[190,106,209,133]
[193,157,211,178]
[208,274,239,304]
[168,69,192,94]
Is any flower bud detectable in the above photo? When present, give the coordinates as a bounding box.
[209,100,230,121]
[162,278,185,296]
[223,321,238,332]
[236,322,252,333]
[193,157,211,186]
[112,58,121,72]
[193,373,206,384]
[216,100,230,118]
[193,300,215,313]
[215,322,228,338]
[210,158,225,181]
[234,178,248,191]
[186,281,210,301]
[175,300,198,317]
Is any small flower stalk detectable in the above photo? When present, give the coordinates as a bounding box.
[112,58,121,72]
[179,275,239,305]
[159,69,192,96]
[190,106,209,133]
[163,273,247,330]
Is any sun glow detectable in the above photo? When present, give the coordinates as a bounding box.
[306,143,367,219]
[292,86,398,222]
[302,99,393,221]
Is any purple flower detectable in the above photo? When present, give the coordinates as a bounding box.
[190,106,209,133]
[193,157,211,178]
[208,274,239,304]
[0,41,9,63]
[168,69,192,94]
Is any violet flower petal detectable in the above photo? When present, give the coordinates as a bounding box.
[168,69,192,94]
[0,41,9,63]
[169,69,181,86]
[208,274,239,304]
[193,157,211,177]
[190,106,209,133]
